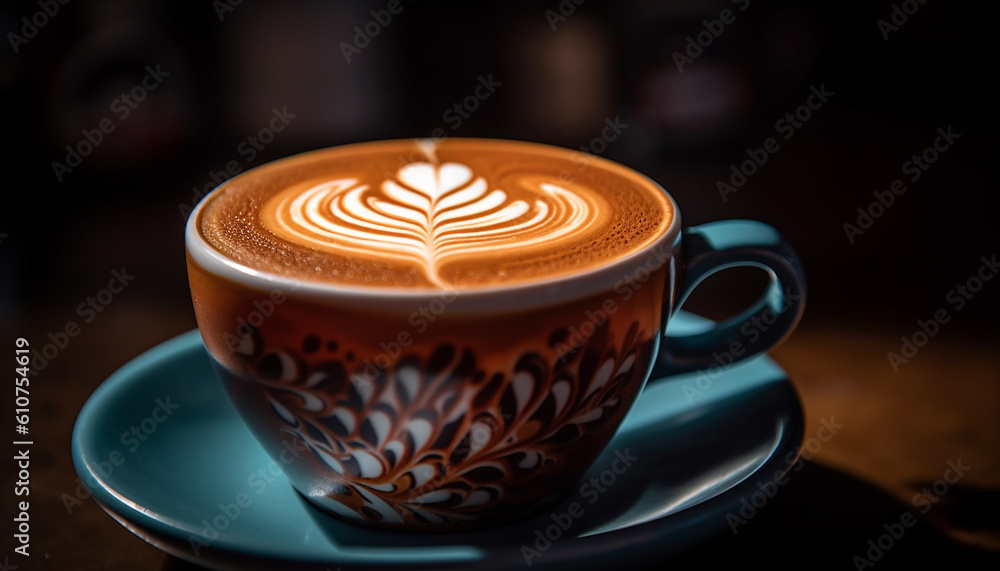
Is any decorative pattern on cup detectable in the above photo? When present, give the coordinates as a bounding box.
[223,319,652,528]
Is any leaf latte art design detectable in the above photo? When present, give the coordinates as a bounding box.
[264,162,604,286]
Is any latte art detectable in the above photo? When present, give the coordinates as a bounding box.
[263,162,606,287]
[197,139,672,290]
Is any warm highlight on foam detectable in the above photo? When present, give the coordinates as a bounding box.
[198,139,672,290]
[263,163,606,287]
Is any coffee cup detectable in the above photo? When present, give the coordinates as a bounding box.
[185,138,805,531]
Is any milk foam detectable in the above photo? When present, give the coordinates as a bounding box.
[198,139,672,290]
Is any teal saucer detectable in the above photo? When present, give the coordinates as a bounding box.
[72,312,804,570]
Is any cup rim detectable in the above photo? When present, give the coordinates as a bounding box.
[185,138,682,312]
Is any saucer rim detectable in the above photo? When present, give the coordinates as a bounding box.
[72,322,804,570]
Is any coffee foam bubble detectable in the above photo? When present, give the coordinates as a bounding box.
[198,139,672,290]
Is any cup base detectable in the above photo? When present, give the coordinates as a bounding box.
[295,484,571,533]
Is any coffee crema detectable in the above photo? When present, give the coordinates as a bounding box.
[197,139,672,290]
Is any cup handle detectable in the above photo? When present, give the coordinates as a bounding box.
[652,219,807,376]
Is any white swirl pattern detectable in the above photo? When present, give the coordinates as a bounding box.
[223,319,651,527]
[265,162,601,287]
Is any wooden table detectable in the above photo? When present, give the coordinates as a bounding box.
[6,303,998,570]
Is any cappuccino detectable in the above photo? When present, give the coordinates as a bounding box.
[197,139,672,290]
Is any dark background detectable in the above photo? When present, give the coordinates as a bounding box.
[1,0,998,569]
[3,0,999,331]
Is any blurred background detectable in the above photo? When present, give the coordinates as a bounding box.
[1,0,997,569]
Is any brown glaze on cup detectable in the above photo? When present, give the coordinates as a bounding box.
[188,253,668,530]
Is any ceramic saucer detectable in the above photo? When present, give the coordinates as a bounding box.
[72,311,804,570]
